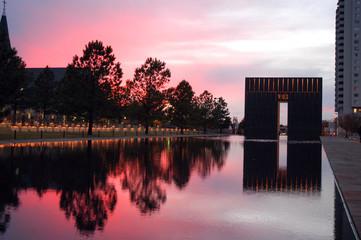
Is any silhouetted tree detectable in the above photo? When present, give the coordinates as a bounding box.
[0,33,28,123]
[339,114,361,135]
[194,90,214,133]
[128,58,171,135]
[237,118,244,135]
[30,66,57,125]
[58,40,123,135]
[212,97,231,133]
[168,80,195,134]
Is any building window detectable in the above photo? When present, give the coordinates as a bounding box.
[355,94,359,97]
[356,20,361,24]
[356,47,360,51]
[355,40,360,44]
[355,67,360,71]
[356,7,360,12]
[355,33,360,38]
[355,73,359,77]
[354,101,359,105]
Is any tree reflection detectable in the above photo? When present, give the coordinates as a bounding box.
[118,137,230,214]
[119,139,168,215]
[56,141,118,235]
[0,137,230,233]
[0,147,20,234]
[0,141,118,235]
[60,183,117,234]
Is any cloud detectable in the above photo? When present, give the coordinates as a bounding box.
[8,0,337,119]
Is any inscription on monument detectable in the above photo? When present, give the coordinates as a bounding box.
[277,93,289,102]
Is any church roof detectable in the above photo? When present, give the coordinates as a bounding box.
[27,68,67,82]
[0,3,11,49]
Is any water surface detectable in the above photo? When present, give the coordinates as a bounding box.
[0,136,352,239]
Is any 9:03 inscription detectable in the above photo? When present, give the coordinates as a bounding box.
[277,93,289,101]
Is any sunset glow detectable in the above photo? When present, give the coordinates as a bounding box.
[6,0,336,119]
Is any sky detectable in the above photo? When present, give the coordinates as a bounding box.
[5,0,337,122]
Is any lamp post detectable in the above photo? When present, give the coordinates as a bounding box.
[334,112,338,137]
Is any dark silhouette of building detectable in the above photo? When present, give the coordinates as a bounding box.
[0,1,11,49]
[27,67,66,82]
[244,77,322,140]
[0,4,66,82]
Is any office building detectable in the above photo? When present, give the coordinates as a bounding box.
[335,0,361,115]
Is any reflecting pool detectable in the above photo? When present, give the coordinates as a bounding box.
[0,136,354,239]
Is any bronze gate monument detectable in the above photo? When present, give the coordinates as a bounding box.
[244,77,322,140]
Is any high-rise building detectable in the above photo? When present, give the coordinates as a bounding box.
[335,0,361,116]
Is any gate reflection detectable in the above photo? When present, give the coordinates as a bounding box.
[243,139,321,193]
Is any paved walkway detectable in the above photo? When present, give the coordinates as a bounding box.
[321,136,361,239]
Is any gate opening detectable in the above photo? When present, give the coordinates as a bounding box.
[278,102,288,136]
[278,102,288,169]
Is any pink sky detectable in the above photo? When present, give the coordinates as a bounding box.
[6,0,337,121]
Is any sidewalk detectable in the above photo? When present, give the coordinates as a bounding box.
[321,136,361,239]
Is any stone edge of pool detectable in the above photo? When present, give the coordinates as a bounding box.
[321,136,361,240]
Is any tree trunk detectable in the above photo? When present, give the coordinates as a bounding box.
[12,104,17,126]
[43,105,47,126]
[145,122,149,135]
[88,110,93,135]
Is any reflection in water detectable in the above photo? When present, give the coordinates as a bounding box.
[334,185,358,240]
[243,139,321,193]
[118,138,229,214]
[0,137,229,234]
[0,158,19,233]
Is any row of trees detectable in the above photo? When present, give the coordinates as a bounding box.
[338,114,361,136]
[0,40,231,135]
